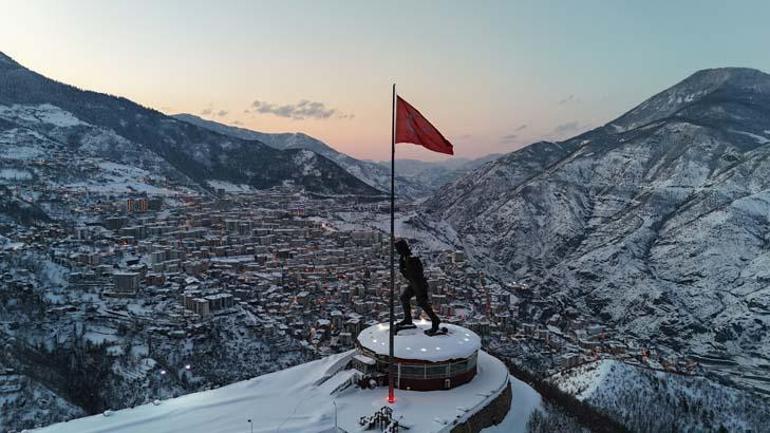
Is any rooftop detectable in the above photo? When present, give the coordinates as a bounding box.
[357,320,481,362]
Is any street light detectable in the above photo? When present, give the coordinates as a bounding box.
[247,418,253,433]
[332,401,338,433]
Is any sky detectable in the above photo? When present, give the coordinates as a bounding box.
[1,0,770,161]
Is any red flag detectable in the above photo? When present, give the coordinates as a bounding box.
[395,96,454,155]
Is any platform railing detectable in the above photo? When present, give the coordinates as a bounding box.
[362,349,478,380]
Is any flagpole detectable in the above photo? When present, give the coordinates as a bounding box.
[388,83,396,404]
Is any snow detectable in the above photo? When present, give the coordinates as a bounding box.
[63,180,179,196]
[34,349,533,433]
[293,150,321,177]
[206,179,255,193]
[82,325,120,345]
[0,103,88,128]
[552,359,614,400]
[0,168,33,180]
[0,142,45,160]
[83,331,120,346]
[39,157,193,196]
[480,377,542,433]
[551,360,770,433]
[729,129,770,144]
[333,211,454,252]
[357,320,481,362]
[421,97,770,388]
[97,161,149,178]
[174,114,425,196]
[39,260,69,288]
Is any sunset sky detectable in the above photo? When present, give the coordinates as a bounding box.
[2,0,769,161]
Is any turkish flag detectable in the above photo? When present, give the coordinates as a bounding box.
[395,96,454,155]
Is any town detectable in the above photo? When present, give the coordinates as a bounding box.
[1,185,711,409]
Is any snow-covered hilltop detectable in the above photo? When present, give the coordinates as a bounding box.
[422,67,770,392]
[34,350,542,433]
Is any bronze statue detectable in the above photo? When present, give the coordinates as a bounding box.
[394,239,443,335]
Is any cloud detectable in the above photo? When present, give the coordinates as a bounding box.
[232,120,243,126]
[500,134,518,143]
[558,94,581,105]
[246,98,350,120]
[199,104,230,118]
[551,121,583,135]
[514,124,528,131]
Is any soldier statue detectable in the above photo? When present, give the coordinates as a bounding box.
[394,239,444,336]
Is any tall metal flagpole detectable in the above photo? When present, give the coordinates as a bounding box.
[388,83,396,404]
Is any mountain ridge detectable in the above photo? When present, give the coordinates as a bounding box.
[173,112,426,197]
[611,67,770,133]
[422,67,770,384]
[0,51,379,196]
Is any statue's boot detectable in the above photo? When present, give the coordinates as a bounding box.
[422,304,441,332]
[395,318,414,327]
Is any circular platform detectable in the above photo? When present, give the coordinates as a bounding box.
[354,320,482,391]
[357,320,481,362]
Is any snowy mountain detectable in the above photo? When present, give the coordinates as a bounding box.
[173,113,424,197]
[423,68,770,373]
[378,155,503,191]
[551,360,770,433]
[0,52,378,196]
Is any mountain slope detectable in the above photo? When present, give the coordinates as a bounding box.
[423,68,770,370]
[0,52,378,196]
[173,113,423,196]
[552,360,770,433]
[0,185,50,224]
[377,154,503,191]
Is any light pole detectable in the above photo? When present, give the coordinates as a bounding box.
[247,418,253,433]
[332,401,338,433]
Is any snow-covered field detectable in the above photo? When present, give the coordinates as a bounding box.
[61,160,185,195]
[34,350,540,433]
[0,103,88,128]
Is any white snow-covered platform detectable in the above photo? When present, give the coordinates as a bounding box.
[33,349,540,433]
[357,320,481,362]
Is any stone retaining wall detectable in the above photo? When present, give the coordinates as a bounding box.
[449,380,512,433]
